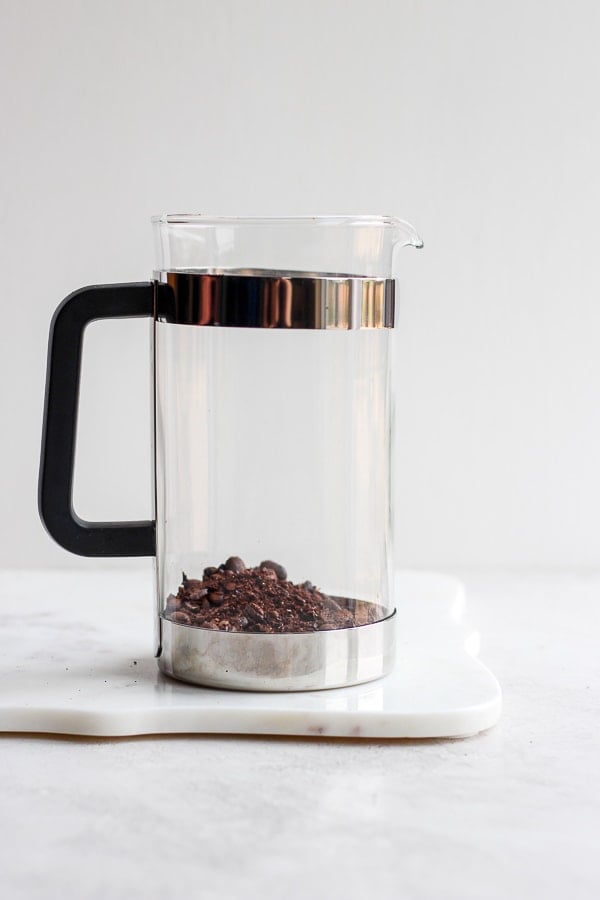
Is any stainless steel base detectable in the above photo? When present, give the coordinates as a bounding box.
[157,611,396,691]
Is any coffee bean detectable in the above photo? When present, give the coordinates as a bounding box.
[300,608,317,620]
[203,566,218,579]
[244,602,265,623]
[224,556,246,573]
[171,610,192,625]
[301,581,315,592]
[182,577,203,590]
[183,600,202,612]
[223,581,237,592]
[260,567,278,581]
[260,560,287,581]
[208,590,225,605]
[165,593,180,612]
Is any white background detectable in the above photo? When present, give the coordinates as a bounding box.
[1,0,599,570]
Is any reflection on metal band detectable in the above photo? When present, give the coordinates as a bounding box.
[154,269,395,329]
[158,606,396,691]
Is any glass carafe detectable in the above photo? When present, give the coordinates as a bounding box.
[39,215,422,690]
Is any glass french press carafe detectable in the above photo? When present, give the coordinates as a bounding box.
[39,215,422,691]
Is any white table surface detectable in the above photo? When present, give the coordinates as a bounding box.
[0,569,598,900]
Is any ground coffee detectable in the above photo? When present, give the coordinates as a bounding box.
[164,556,378,633]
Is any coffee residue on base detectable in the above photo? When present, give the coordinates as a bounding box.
[163,556,379,633]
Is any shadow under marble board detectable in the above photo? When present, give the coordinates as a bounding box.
[0,570,501,739]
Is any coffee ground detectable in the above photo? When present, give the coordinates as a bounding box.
[163,556,378,633]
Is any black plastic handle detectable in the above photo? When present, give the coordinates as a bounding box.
[38,283,156,557]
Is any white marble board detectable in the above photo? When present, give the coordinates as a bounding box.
[0,569,501,739]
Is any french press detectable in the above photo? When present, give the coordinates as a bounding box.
[39,215,422,691]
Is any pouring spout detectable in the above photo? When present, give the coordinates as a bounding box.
[391,218,424,249]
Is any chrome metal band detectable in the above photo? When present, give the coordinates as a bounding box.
[155,269,395,329]
[158,607,396,691]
